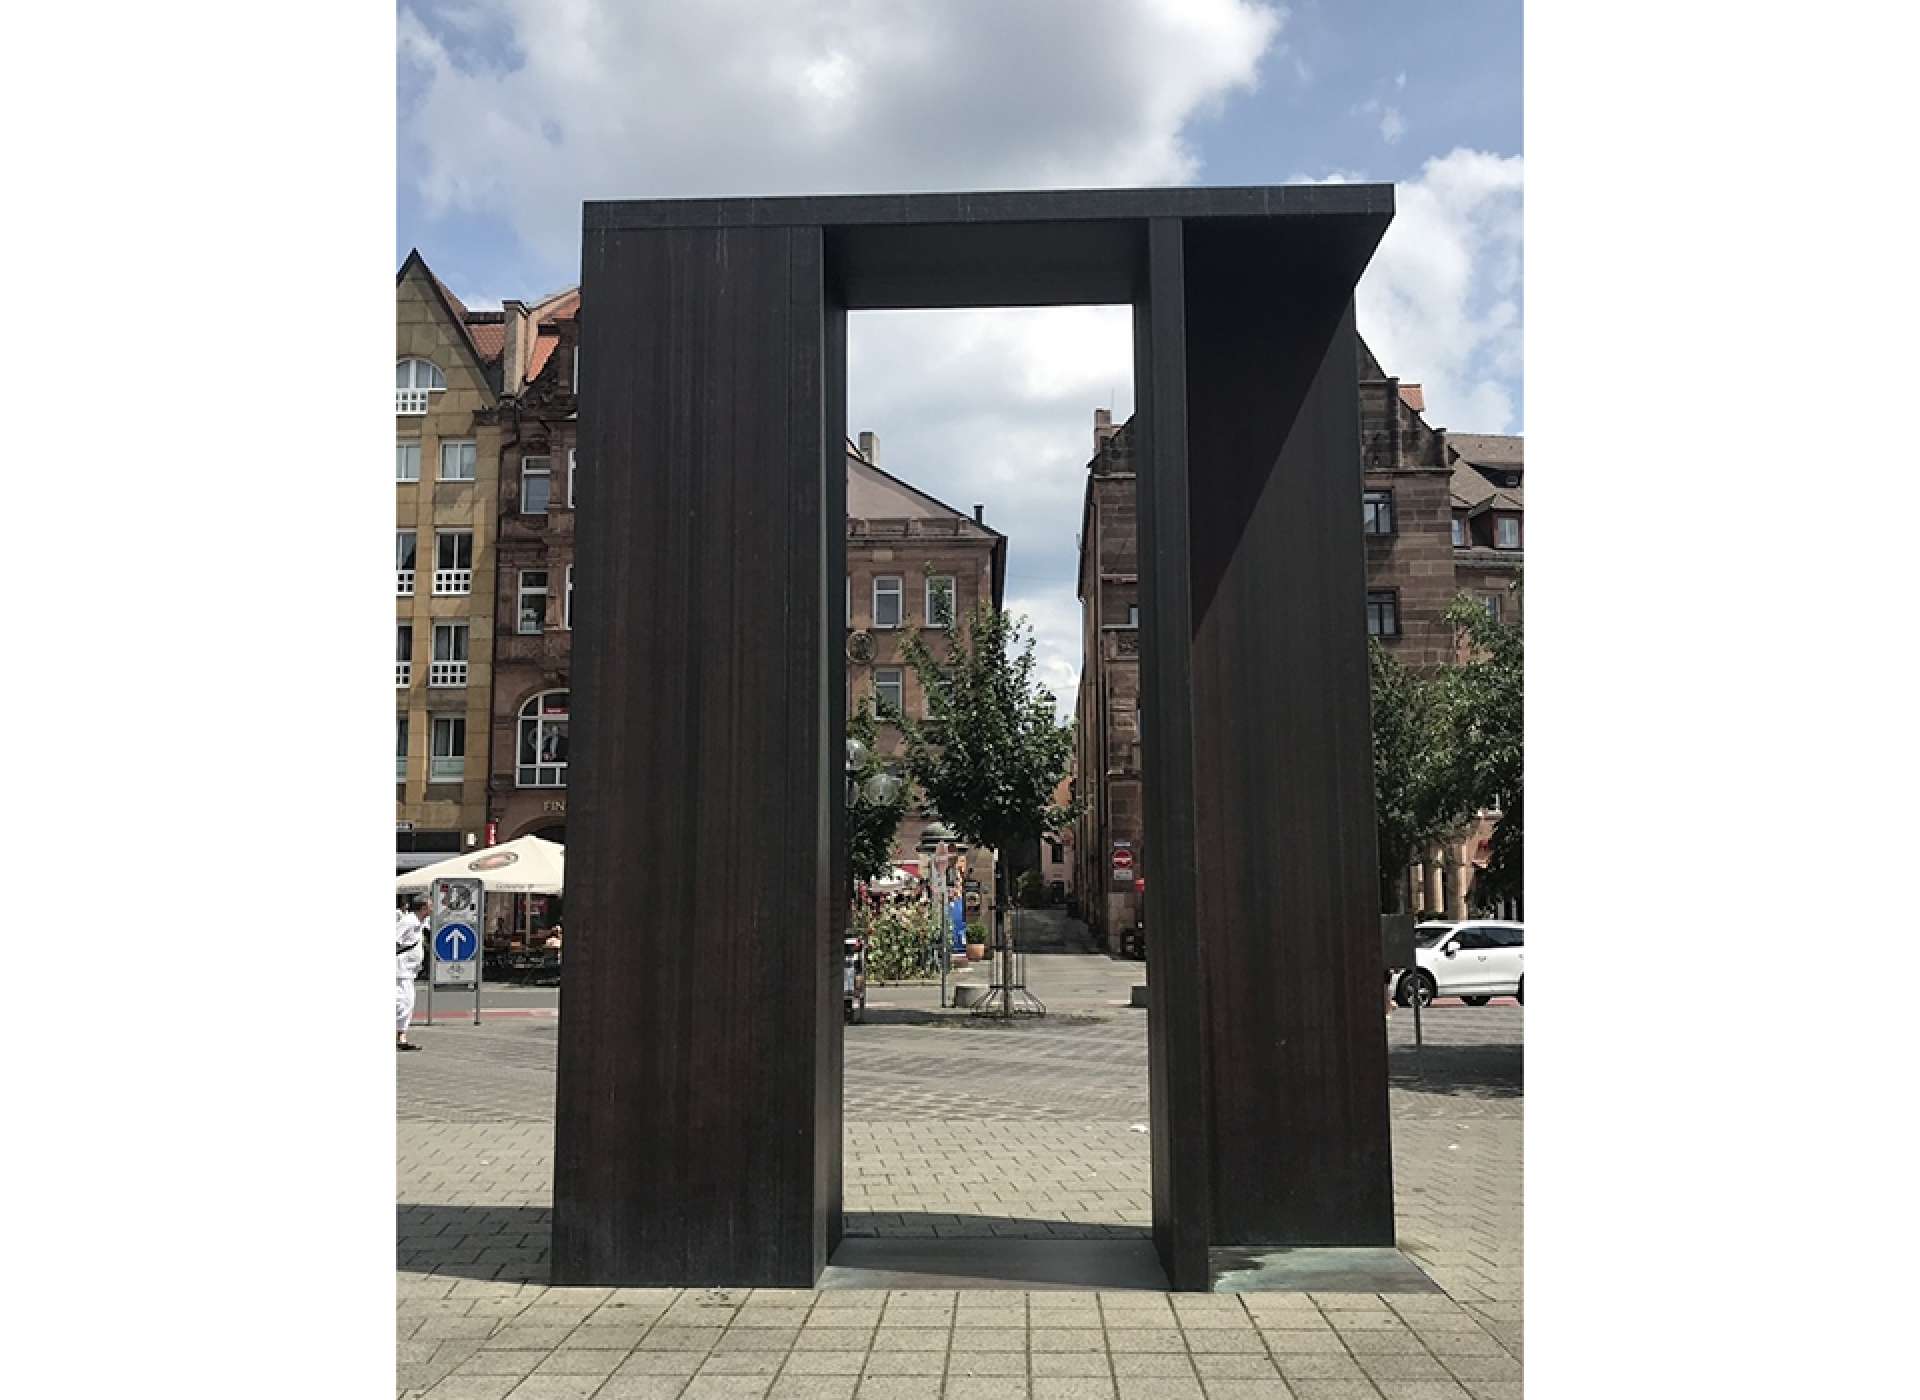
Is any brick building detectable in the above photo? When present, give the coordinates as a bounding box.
[845,433,1007,910]
[395,252,507,871]
[1072,410,1143,949]
[1073,341,1525,933]
[484,289,581,854]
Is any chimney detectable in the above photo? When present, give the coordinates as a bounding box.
[858,431,879,464]
[501,299,532,395]
[1093,407,1117,452]
[972,505,985,525]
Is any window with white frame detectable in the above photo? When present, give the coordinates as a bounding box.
[1494,514,1521,550]
[438,439,477,481]
[874,667,904,716]
[430,715,466,782]
[396,531,417,595]
[517,691,570,787]
[396,358,446,415]
[396,714,409,782]
[564,564,573,629]
[925,575,956,628]
[396,440,421,482]
[1126,604,1139,628]
[1481,593,1503,623]
[520,455,552,514]
[873,576,902,628]
[517,570,549,634]
[433,530,473,594]
[396,624,412,687]
[430,622,469,686]
[567,448,577,508]
[1451,513,1467,548]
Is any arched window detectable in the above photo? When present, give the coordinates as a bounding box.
[517,691,569,788]
[396,358,447,414]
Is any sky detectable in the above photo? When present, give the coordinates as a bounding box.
[398,0,1523,714]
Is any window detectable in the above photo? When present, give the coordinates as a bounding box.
[396,532,417,595]
[430,622,469,686]
[1483,926,1523,949]
[1366,590,1400,638]
[874,667,904,716]
[1126,604,1139,628]
[517,691,570,787]
[438,440,477,482]
[1450,513,1467,548]
[873,576,902,628]
[1481,593,1503,623]
[1362,489,1395,536]
[1495,515,1521,550]
[520,455,552,514]
[396,714,409,782]
[396,441,421,482]
[396,624,412,687]
[572,345,579,392]
[1048,839,1064,864]
[518,570,549,634]
[429,716,466,782]
[564,564,573,629]
[846,576,852,626]
[925,575,956,628]
[567,448,577,508]
[433,530,473,594]
[396,358,445,415]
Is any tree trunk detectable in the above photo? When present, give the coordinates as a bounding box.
[995,850,1012,1019]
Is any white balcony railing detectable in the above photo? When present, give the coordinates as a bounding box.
[397,568,415,596]
[396,661,412,688]
[429,757,465,782]
[397,387,429,415]
[430,660,468,688]
[433,568,472,595]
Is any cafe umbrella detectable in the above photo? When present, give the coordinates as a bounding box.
[395,834,565,894]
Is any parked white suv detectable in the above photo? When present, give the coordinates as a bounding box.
[1390,920,1525,1007]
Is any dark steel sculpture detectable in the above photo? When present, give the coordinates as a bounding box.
[555,186,1396,1290]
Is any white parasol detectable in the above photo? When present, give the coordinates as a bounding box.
[395,835,565,894]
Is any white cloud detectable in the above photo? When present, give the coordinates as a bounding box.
[399,0,1286,279]
[1378,106,1405,144]
[848,306,1133,724]
[1299,149,1524,433]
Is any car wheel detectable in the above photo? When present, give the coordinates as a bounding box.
[1463,995,1491,1006]
[1405,971,1437,1008]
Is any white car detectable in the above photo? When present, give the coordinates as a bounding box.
[1390,920,1524,1007]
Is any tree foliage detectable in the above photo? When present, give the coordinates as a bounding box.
[846,697,914,885]
[1369,578,1524,910]
[1435,587,1524,908]
[891,601,1078,858]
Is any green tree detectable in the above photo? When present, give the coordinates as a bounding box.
[890,601,1078,973]
[1368,638,1462,910]
[1435,586,1523,909]
[846,698,913,885]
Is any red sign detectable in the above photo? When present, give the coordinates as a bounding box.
[1111,850,1133,869]
[485,820,499,847]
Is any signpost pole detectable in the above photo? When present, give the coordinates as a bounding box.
[474,888,485,1026]
[426,879,438,1030]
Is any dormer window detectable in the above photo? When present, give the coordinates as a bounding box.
[396,358,446,415]
[1494,515,1521,550]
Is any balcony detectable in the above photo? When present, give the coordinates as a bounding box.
[397,387,429,415]
[433,568,472,595]
[430,756,465,782]
[397,568,415,596]
[430,660,468,688]
[396,661,412,688]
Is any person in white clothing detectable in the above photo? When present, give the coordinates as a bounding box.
[396,894,429,1050]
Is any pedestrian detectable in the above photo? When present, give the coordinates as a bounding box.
[396,894,429,1051]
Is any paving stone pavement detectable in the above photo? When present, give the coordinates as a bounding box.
[399,920,1521,1398]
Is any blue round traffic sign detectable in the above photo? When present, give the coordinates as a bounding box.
[434,923,477,962]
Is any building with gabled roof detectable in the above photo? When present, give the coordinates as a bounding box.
[396,250,509,871]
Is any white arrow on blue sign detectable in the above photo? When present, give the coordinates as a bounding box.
[434,923,478,962]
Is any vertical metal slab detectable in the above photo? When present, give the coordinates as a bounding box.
[555,223,834,1285]
[1181,221,1395,1247]
[1134,217,1213,1291]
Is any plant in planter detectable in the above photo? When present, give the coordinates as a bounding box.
[964,920,988,962]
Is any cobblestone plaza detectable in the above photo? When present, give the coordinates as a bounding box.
[399,925,1521,1398]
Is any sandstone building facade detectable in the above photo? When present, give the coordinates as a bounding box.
[1073,342,1525,935]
